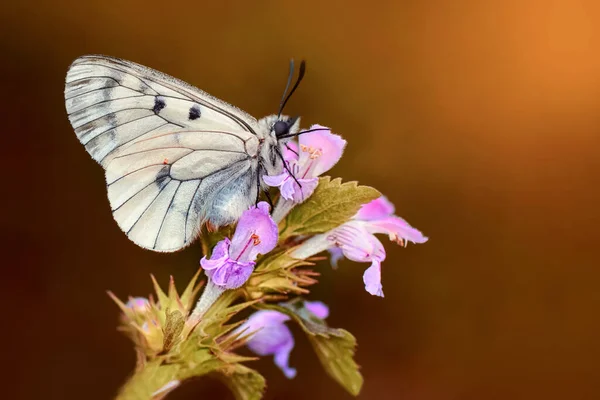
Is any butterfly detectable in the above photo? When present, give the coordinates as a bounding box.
[65,55,305,252]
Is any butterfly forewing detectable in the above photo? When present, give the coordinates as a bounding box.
[65,55,264,252]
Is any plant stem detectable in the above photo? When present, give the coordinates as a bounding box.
[290,233,331,259]
[272,198,294,223]
[188,280,225,325]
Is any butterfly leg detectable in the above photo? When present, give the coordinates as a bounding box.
[263,188,274,209]
[255,168,274,210]
[285,143,299,157]
[274,147,302,189]
[255,169,261,206]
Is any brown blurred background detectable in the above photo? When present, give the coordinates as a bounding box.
[2,0,600,399]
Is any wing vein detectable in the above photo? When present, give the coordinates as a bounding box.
[81,112,156,145]
[72,107,151,129]
[153,181,182,249]
[98,122,170,164]
[112,147,246,160]
[125,178,173,235]
[69,94,148,115]
[184,180,202,243]
[74,61,256,133]
[73,63,162,96]
[107,163,166,187]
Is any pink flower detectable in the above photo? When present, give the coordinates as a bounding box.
[291,196,428,297]
[327,197,428,297]
[125,297,149,312]
[200,202,278,289]
[264,125,346,203]
[304,300,329,319]
[238,301,329,379]
[241,310,297,378]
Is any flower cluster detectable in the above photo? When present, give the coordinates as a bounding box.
[195,124,428,371]
[264,124,346,203]
[235,301,329,378]
[112,123,428,399]
[200,202,278,290]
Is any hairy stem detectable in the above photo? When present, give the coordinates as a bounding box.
[272,198,294,223]
[188,280,225,325]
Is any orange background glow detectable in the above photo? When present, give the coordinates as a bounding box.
[2,0,600,399]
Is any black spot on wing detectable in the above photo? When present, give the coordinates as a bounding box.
[188,104,201,120]
[153,96,166,114]
[155,165,171,187]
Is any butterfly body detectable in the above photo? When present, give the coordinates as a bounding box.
[65,55,299,252]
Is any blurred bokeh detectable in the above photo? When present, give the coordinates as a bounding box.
[2,0,600,399]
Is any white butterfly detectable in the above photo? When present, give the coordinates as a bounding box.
[65,55,304,252]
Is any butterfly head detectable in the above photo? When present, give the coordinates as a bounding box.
[274,116,301,139]
[257,115,300,176]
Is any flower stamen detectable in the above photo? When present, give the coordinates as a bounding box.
[236,237,255,261]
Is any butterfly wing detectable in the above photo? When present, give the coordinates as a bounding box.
[105,130,260,251]
[65,55,262,251]
[65,55,259,166]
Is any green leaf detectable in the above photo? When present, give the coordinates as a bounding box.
[259,301,363,396]
[309,329,362,396]
[220,364,266,400]
[279,176,380,241]
[162,309,185,352]
[248,249,316,297]
[115,360,183,400]
[113,274,266,400]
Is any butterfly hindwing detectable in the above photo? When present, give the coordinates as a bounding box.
[64,55,264,251]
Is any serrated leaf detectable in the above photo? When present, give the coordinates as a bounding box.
[309,330,362,396]
[220,364,266,400]
[279,176,380,241]
[259,301,363,396]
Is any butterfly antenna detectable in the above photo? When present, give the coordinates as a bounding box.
[278,59,295,118]
[277,126,329,140]
[278,60,306,117]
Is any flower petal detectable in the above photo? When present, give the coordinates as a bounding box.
[363,259,384,297]
[283,141,300,161]
[305,301,329,319]
[291,177,319,203]
[209,260,255,289]
[242,310,297,378]
[328,247,345,269]
[355,196,395,221]
[263,172,289,188]
[273,341,297,379]
[230,202,278,261]
[328,222,386,263]
[200,238,231,271]
[298,125,346,177]
[368,216,429,244]
[244,310,290,331]
[280,176,300,201]
[126,297,149,312]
